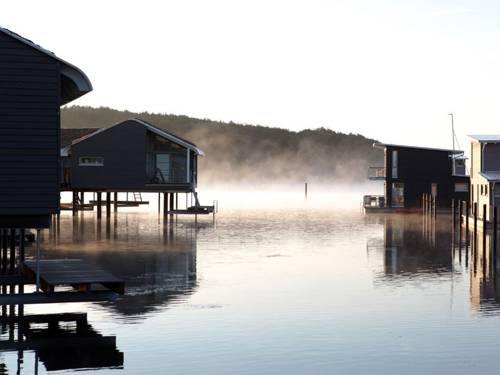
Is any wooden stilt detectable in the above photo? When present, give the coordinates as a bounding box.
[72,191,78,216]
[169,193,174,217]
[163,192,168,220]
[114,192,118,213]
[106,192,111,218]
[97,192,102,220]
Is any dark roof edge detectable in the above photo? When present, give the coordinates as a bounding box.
[373,142,464,154]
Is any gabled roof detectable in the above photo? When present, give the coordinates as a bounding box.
[468,135,500,143]
[373,142,464,154]
[63,119,205,156]
[0,27,92,105]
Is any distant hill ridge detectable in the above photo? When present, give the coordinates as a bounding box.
[61,106,382,184]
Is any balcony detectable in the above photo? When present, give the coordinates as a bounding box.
[368,167,386,180]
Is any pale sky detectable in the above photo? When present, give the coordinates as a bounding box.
[3,0,500,151]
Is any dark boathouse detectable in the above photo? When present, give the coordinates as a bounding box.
[0,27,92,228]
[61,119,204,193]
[364,143,469,212]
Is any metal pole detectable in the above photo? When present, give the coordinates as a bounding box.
[35,229,41,292]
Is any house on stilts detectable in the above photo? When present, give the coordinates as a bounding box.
[60,119,215,216]
[0,27,124,304]
[363,143,469,212]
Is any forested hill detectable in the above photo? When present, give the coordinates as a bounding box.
[61,106,382,185]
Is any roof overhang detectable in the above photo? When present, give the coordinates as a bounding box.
[468,135,500,143]
[479,172,500,181]
[373,142,464,154]
[0,27,92,105]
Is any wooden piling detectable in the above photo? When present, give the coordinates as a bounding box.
[1,229,7,275]
[72,191,78,216]
[158,192,161,214]
[474,202,478,246]
[452,199,456,229]
[458,200,462,242]
[9,229,14,275]
[465,201,470,242]
[483,204,487,274]
[106,192,111,217]
[97,192,102,220]
[114,192,118,213]
[163,192,168,220]
[494,206,498,271]
[305,182,308,199]
[169,193,174,217]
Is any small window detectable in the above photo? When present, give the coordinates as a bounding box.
[485,185,488,196]
[481,185,484,195]
[79,156,104,166]
[455,183,468,193]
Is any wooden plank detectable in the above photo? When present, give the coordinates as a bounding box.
[0,290,118,305]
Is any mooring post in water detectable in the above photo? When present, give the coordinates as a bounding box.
[305,182,308,199]
[97,192,102,220]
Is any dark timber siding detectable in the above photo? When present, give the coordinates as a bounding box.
[0,32,60,217]
[70,121,148,190]
[384,146,469,209]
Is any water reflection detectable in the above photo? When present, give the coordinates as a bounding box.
[0,312,122,373]
[367,214,454,279]
[41,212,200,318]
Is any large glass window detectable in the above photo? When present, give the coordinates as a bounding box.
[392,150,398,178]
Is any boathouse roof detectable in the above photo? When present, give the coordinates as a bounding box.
[373,142,464,154]
[0,27,92,104]
[468,135,500,143]
[479,172,500,181]
[61,119,205,156]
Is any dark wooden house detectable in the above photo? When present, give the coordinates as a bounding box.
[364,143,469,212]
[61,119,204,193]
[0,27,92,228]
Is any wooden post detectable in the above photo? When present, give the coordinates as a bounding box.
[72,191,78,216]
[80,191,85,206]
[163,192,168,220]
[305,182,308,199]
[106,192,111,218]
[466,200,470,242]
[114,192,118,213]
[97,192,102,220]
[474,202,478,246]
[1,229,7,275]
[483,204,487,275]
[452,199,456,229]
[158,192,161,214]
[494,206,498,271]
[458,200,462,242]
[176,193,178,210]
[169,193,175,217]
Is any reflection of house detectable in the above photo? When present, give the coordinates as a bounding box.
[469,135,500,223]
[364,143,469,212]
[61,119,204,193]
[0,27,92,228]
[0,313,123,372]
[367,215,452,277]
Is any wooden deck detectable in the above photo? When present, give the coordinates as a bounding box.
[23,259,125,294]
[168,205,215,215]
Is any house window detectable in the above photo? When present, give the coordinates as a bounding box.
[455,183,468,193]
[392,150,398,178]
[79,157,104,166]
[481,185,484,195]
[485,185,488,196]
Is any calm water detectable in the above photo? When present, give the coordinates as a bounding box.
[1,193,499,374]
